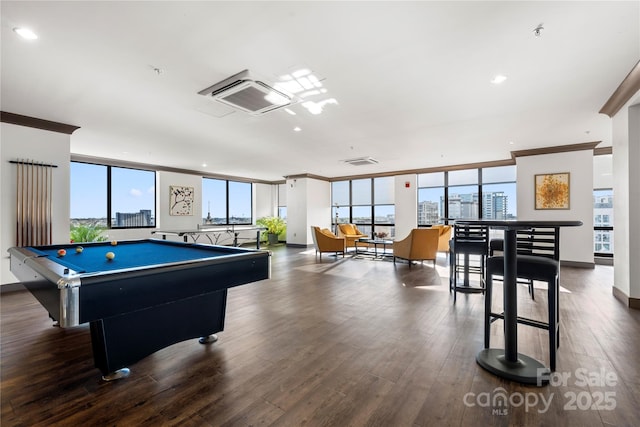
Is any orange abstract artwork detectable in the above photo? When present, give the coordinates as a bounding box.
[535,173,570,209]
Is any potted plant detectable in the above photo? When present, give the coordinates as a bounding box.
[256,216,286,245]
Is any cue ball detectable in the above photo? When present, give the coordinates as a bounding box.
[106,251,115,260]
[57,249,66,257]
[75,246,84,253]
[111,240,118,246]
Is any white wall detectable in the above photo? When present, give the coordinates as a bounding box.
[1,123,71,284]
[612,92,640,300]
[285,177,330,246]
[593,154,613,189]
[306,178,331,242]
[516,150,594,265]
[394,174,417,239]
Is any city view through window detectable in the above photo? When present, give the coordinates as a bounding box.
[70,162,155,229]
[202,179,252,225]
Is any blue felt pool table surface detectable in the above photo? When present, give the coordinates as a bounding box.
[27,239,238,273]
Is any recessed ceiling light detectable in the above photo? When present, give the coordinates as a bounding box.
[293,127,301,132]
[284,108,296,116]
[13,27,38,40]
[202,163,207,167]
[491,75,507,84]
[508,141,515,145]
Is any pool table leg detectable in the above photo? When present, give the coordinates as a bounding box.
[102,367,131,382]
[198,334,218,344]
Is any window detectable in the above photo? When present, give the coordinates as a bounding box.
[482,166,517,220]
[111,167,155,227]
[332,180,350,226]
[202,178,252,225]
[418,165,516,226]
[418,172,444,226]
[331,177,395,238]
[70,162,107,227]
[448,169,479,220]
[228,181,251,223]
[278,183,287,220]
[70,162,156,229]
[372,177,395,238]
[593,189,613,256]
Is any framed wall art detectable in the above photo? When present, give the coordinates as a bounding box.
[169,185,194,216]
[535,173,570,210]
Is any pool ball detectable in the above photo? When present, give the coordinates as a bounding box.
[105,251,115,260]
[57,249,66,257]
[75,246,84,253]
[111,240,118,246]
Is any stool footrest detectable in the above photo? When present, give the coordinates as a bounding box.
[489,311,550,330]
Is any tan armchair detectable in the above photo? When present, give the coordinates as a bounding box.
[311,226,346,260]
[392,228,439,267]
[337,224,368,249]
[430,224,452,253]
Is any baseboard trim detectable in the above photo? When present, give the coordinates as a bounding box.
[0,283,26,294]
[612,286,640,310]
[286,243,313,248]
[595,257,614,266]
[561,260,595,269]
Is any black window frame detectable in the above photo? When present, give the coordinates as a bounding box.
[418,166,516,226]
[202,177,253,225]
[331,178,396,237]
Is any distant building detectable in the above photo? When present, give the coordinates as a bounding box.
[418,201,440,224]
[483,192,508,219]
[115,210,153,227]
[448,193,479,219]
[418,191,510,221]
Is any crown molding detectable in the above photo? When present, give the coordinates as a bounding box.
[71,154,277,185]
[599,60,640,118]
[282,173,330,182]
[594,146,612,156]
[511,141,601,159]
[0,111,80,134]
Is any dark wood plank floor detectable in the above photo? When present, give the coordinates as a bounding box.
[2,246,639,426]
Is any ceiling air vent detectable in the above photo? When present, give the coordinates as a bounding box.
[198,70,292,115]
[343,157,379,166]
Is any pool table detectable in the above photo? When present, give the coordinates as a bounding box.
[8,239,271,380]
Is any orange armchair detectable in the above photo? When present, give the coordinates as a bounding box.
[311,226,346,260]
[337,224,368,249]
[392,228,439,267]
[430,224,452,253]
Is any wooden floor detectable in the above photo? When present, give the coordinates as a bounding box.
[1,245,639,426]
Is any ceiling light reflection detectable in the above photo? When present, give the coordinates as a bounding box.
[14,27,38,40]
[491,75,507,84]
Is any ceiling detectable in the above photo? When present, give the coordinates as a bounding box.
[1,1,638,182]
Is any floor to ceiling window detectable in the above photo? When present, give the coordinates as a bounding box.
[417,165,516,225]
[331,177,395,238]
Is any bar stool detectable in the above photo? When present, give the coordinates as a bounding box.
[450,224,489,302]
[488,236,535,299]
[484,227,560,370]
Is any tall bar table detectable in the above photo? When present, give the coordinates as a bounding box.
[455,219,582,385]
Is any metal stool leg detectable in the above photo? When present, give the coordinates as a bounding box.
[484,272,493,348]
